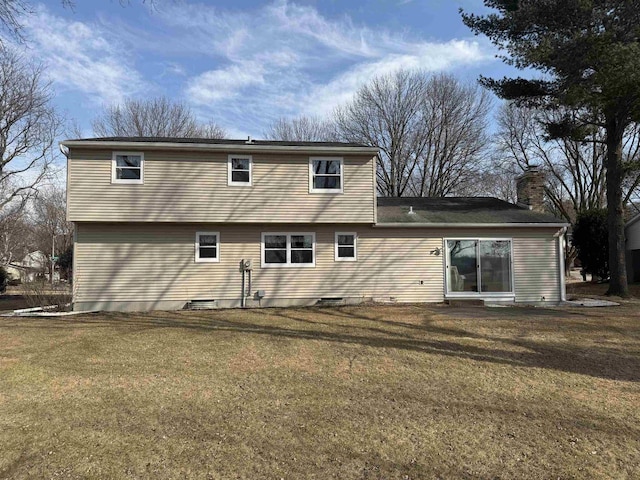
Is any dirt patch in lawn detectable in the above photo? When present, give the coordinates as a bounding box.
[0,304,639,479]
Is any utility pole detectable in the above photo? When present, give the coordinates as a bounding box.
[51,233,55,286]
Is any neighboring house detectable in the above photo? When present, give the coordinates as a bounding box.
[61,137,568,312]
[626,213,640,283]
[14,251,59,283]
[4,264,24,281]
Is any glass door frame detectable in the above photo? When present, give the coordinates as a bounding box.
[444,237,516,297]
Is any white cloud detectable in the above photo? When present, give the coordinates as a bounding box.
[186,62,266,103]
[304,40,491,117]
[12,1,496,137]
[19,6,148,105]
[264,1,380,58]
[149,0,496,134]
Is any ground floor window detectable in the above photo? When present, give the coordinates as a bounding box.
[262,233,315,267]
[195,232,220,263]
[446,239,513,294]
[335,232,357,261]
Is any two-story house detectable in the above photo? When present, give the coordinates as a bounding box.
[62,137,568,312]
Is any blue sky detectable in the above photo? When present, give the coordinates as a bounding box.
[21,0,509,138]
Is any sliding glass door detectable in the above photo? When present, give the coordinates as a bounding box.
[446,239,513,295]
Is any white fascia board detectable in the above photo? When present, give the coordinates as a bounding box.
[626,212,640,228]
[373,222,570,228]
[59,140,380,155]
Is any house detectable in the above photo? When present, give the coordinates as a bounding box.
[9,251,58,283]
[4,264,23,282]
[626,212,640,283]
[61,137,568,312]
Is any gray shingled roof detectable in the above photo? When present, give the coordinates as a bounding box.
[377,197,566,224]
[65,136,372,148]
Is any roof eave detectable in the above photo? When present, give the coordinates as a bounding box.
[59,140,380,155]
[626,212,640,228]
[373,222,570,228]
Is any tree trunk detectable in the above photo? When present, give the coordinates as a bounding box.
[605,116,629,297]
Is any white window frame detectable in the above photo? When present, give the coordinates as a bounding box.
[261,232,316,268]
[335,232,357,262]
[111,151,144,184]
[443,237,515,297]
[227,154,252,186]
[309,157,343,194]
[195,231,220,263]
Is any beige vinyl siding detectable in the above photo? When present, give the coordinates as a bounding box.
[626,220,640,250]
[67,149,375,223]
[74,223,561,311]
[512,235,561,303]
[74,223,443,308]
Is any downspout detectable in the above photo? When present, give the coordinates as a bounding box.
[241,260,246,308]
[557,227,568,302]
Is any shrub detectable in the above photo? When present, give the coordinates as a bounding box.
[57,245,73,282]
[0,267,7,293]
[21,281,72,311]
[572,208,609,280]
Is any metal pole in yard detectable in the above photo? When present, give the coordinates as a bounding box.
[51,233,55,286]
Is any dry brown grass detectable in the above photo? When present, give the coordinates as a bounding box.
[1,304,639,479]
[567,281,640,300]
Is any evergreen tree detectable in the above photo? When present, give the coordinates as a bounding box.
[462,0,640,296]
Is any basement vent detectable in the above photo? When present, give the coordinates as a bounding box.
[317,297,345,306]
[188,299,217,310]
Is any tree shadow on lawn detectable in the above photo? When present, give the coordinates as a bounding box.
[2,305,639,383]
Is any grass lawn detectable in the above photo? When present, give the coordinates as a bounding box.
[1,304,639,479]
[567,281,640,299]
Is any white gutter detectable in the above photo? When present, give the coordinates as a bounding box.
[59,140,380,155]
[373,222,570,228]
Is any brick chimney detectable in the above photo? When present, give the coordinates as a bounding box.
[516,166,545,212]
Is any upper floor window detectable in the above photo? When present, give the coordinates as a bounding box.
[112,152,144,184]
[228,154,252,186]
[195,231,220,263]
[261,232,315,268]
[309,157,343,193]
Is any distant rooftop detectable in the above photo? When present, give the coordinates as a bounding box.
[377,197,566,224]
[63,136,372,149]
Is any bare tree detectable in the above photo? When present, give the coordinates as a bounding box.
[335,70,491,197]
[335,70,428,197]
[0,1,153,44]
[409,73,492,197]
[30,185,73,282]
[0,1,32,43]
[496,103,640,222]
[196,121,227,140]
[0,211,32,266]
[264,116,338,142]
[91,97,226,139]
[0,48,61,232]
[471,163,518,203]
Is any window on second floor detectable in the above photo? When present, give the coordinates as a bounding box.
[112,152,144,184]
[228,154,252,186]
[309,157,343,193]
